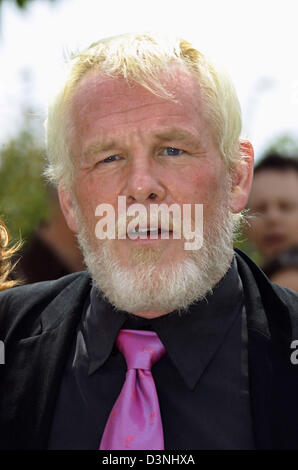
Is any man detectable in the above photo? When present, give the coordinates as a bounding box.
[246,153,298,263]
[0,33,297,450]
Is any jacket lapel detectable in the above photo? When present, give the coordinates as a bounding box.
[235,249,298,449]
[0,273,91,449]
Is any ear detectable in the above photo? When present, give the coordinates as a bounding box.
[58,184,78,233]
[229,140,254,214]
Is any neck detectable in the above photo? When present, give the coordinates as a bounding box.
[129,309,173,319]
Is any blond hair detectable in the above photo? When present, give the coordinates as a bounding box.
[0,220,21,290]
[45,32,243,190]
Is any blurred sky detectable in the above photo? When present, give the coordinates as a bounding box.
[1,0,298,160]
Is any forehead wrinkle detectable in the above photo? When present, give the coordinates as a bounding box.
[76,99,173,124]
[154,128,198,141]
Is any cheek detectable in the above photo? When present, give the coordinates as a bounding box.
[287,211,298,226]
[73,174,122,238]
[250,228,263,245]
[74,182,96,213]
[72,182,101,233]
[174,165,224,206]
[74,172,118,210]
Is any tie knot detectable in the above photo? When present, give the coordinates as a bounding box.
[116,329,166,370]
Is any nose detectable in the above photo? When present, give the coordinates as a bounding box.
[123,159,166,205]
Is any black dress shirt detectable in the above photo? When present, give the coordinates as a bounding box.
[47,256,255,450]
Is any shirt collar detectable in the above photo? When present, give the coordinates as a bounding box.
[84,255,244,390]
[83,289,127,375]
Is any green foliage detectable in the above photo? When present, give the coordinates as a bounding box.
[263,133,298,158]
[234,228,262,265]
[15,0,31,7]
[0,129,50,243]
[0,0,56,9]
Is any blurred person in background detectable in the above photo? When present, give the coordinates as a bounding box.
[246,154,298,263]
[0,219,20,291]
[0,124,85,285]
[262,245,298,292]
[12,188,85,283]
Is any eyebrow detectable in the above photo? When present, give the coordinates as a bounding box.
[153,128,198,143]
[154,128,207,153]
[82,140,119,160]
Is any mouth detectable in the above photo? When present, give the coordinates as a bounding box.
[262,233,287,250]
[127,226,174,240]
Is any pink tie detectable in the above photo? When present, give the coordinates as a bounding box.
[99,329,166,450]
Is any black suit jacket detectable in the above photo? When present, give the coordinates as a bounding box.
[0,249,298,449]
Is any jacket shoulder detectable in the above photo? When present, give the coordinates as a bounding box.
[270,282,298,329]
[271,282,298,306]
[235,248,298,337]
[0,271,91,340]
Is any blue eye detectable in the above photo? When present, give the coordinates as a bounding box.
[102,155,121,163]
[163,147,183,156]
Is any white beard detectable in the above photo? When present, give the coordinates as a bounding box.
[74,192,237,316]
